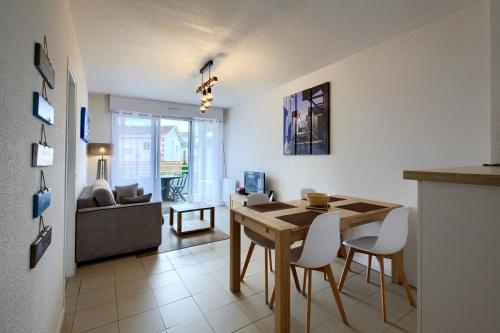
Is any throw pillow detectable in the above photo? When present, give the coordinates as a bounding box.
[92,179,116,206]
[115,183,138,204]
[121,193,152,204]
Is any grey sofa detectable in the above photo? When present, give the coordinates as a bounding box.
[76,186,162,263]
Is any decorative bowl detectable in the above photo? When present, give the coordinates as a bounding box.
[306,192,329,207]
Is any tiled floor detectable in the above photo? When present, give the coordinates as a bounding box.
[63,207,416,333]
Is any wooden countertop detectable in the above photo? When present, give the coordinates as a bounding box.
[403,166,500,187]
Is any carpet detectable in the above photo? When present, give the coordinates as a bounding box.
[138,216,229,257]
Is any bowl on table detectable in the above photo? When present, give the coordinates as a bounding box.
[305,192,329,207]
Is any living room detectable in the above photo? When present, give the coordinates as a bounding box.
[1,1,500,333]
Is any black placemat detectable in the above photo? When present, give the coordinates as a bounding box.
[329,196,346,202]
[337,202,387,213]
[248,202,297,213]
[276,211,323,227]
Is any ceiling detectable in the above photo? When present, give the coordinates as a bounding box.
[70,0,476,108]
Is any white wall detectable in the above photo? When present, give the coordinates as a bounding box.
[224,0,492,285]
[87,93,112,183]
[0,0,88,332]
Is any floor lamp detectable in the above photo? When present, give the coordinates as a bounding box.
[87,143,113,181]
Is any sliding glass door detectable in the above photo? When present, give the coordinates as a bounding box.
[112,111,223,209]
[159,119,191,207]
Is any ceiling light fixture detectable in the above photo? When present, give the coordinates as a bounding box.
[197,59,218,113]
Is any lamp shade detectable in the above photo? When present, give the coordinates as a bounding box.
[87,143,113,156]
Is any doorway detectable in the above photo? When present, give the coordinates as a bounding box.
[159,118,191,209]
[64,65,77,277]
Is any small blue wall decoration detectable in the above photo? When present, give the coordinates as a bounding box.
[33,92,55,125]
[80,107,90,143]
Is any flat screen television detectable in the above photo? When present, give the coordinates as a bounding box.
[244,171,265,193]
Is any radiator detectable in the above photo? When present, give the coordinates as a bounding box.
[222,178,236,207]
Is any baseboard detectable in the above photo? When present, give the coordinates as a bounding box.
[57,307,65,333]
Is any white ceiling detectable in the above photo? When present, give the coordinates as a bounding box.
[70,0,476,108]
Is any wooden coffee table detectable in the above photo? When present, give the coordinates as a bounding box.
[169,202,215,236]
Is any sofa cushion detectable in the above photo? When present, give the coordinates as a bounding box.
[92,179,116,207]
[121,193,152,204]
[115,183,139,204]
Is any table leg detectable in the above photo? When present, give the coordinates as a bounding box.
[200,209,204,221]
[274,229,290,333]
[169,207,174,226]
[392,250,401,284]
[230,211,241,292]
[177,212,183,235]
[210,207,215,229]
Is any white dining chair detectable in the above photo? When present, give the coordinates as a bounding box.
[270,212,348,332]
[241,193,302,304]
[300,188,316,199]
[338,207,416,321]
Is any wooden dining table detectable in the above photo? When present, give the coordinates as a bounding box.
[229,195,402,333]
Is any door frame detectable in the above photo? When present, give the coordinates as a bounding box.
[64,63,77,277]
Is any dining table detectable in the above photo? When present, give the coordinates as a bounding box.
[229,194,402,333]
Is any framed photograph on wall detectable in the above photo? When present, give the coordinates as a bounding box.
[80,107,90,143]
[283,82,330,155]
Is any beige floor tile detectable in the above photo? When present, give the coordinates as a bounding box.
[193,285,234,313]
[118,308,165,333]
[61,313,74,333]
[312,285,361,316]
[166,248,191,259]
[237,292,273,321]
[182,273,218,295]
[386,283,417,301]
[80,273,115,293]
[213,246,230,257]
[208,268,230,287]
[311,316,355,333]
[113,257,143,272]
[72,302,117,333]
[205,303,252,333]
[166,316,214,333]
[169,254,199,269]
[65,295,77,314]
[200,257,229,273]
[363,269,393,287]
[364,289,415,322]
[241,258,266,278]
[66,280,80,297]
[153,281,191,306]
[85,321,119,333]
[255,314,305,333]
[211,239,229,249]
[116,277,151,299]
[176,263,208,280]
[349,261,368,273]
[339,273,379,301]
[335,301,392,332]
[148,270,181,289]
[77,286,116,311]
[144,260,174,276]
[141,253,170,266]
[291,296,334,329]
[221,272,265,301]
[385,310,417,333]
[158,297,202,329]
[115,266,147,284]
[328,261,356,280]
[235,324,262,332]
[79,262,115,278]
[117,290,157,319]
[191,249,220,262]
